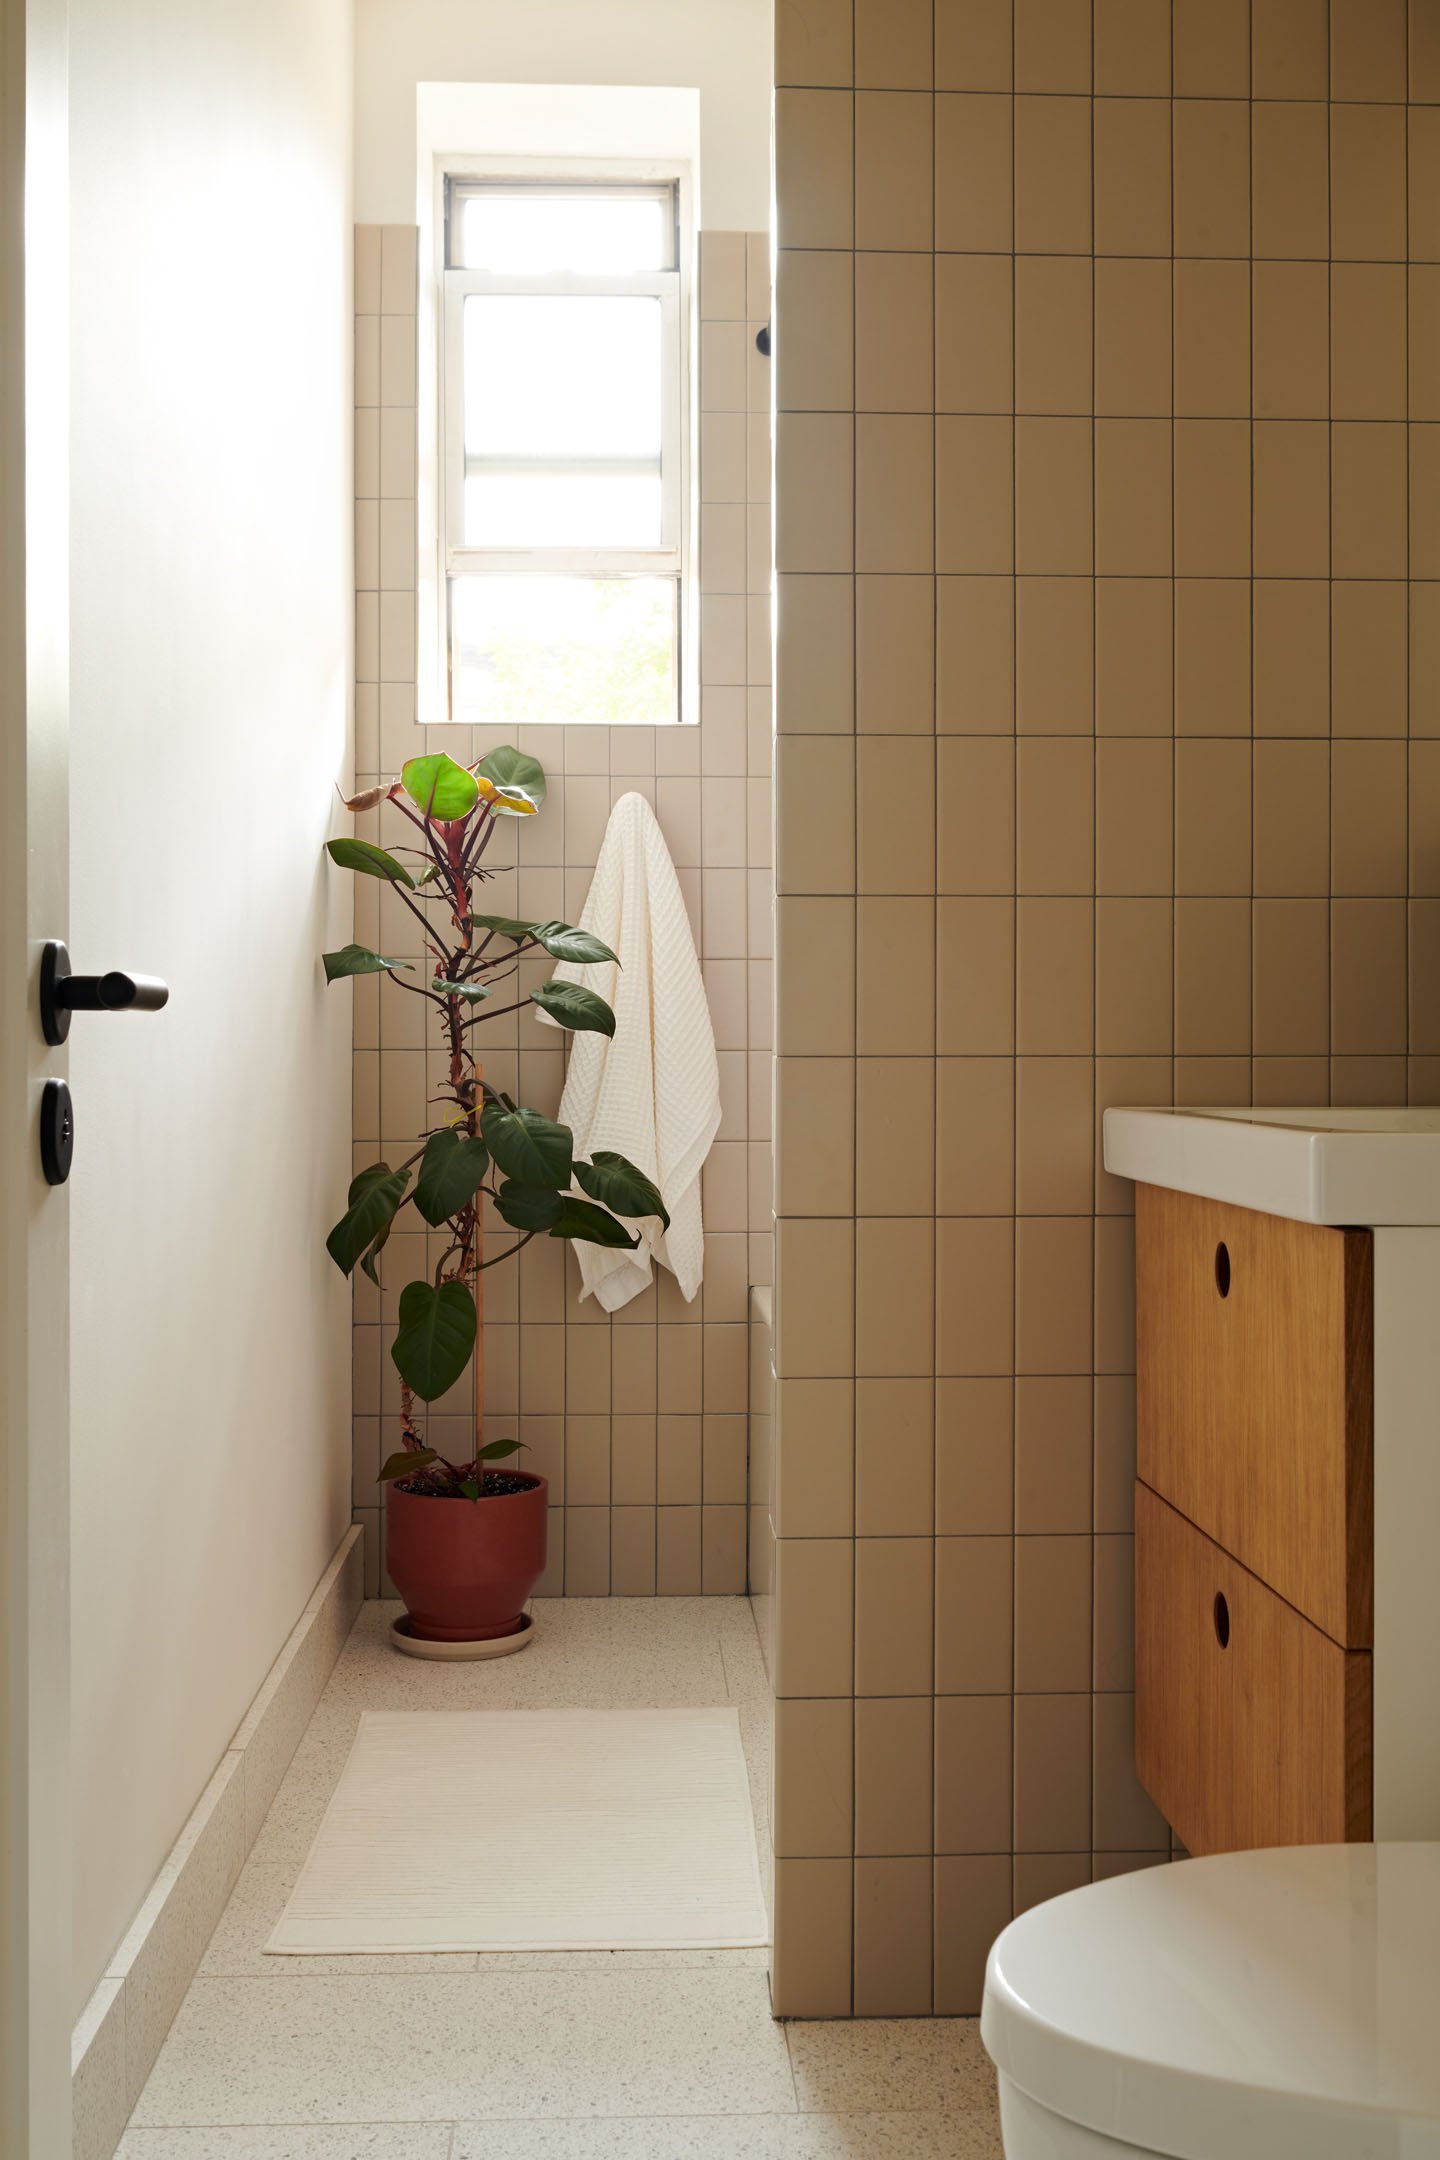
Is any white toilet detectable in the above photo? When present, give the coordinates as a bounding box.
[981,1843,1440,2158]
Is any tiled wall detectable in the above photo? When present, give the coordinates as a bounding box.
[769,0,1440,2017]
[351,223,775,1596]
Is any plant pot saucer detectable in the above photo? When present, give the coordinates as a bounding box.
[389,1604,535,1662]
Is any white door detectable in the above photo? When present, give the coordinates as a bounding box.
[1,0,73,2151]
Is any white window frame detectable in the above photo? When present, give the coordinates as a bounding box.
[430,155,696,727]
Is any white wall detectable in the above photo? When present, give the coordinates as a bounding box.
[68,0,354,2009]
[355,0,772,228]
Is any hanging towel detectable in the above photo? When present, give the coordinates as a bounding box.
[538,790,721,1312]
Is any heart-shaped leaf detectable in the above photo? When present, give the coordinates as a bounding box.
[339,782,393,813]
[474,776,539,816]
[530,981,616,1036]
[401,751,480,821]
[323,944,413,983]
[475,745,547,811]
[378,1447,438,1483]
[477,1437,524,1461]
[390,1278,477,1401]
[326,1163,410,1275]
[480,1103,573,1189]
[325,837,415,886]
[432,977,490,1003]
[493,1181,565,1231]
[548,1197,641,1249]
[413,1128,490,1227]
[575,1150,670,1229]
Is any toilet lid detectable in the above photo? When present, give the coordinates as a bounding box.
[981,1845,1440,2160]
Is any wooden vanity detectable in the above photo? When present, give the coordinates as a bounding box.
[1106,1108,1440,1861]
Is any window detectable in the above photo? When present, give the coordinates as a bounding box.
[440,172,691,727]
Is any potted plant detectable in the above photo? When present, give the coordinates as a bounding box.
[322,745,667,1650]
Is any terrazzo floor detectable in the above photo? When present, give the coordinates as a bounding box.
[117,1599,1003,2159]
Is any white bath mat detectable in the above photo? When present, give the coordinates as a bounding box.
[267,1707,768,1954]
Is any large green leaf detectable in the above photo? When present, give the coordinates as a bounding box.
[493,1181,565,1231]
[468,913,617,966]
[576,1150,670,1229]
[549,1197,641,1249]
[475,745,547,811]
[532,921,618,965]
[378,1447,438,1483]
[480,1103,573,1189]
[413,1128,490,1227]
[401,751,480,821]
[477,1437,523,1461]
[325,837,415,886]
[390,1278,477,1401]
[326,1163,410,1276]
[469,912,535,943]
[322,943,413,984]
[530,981,616,1036]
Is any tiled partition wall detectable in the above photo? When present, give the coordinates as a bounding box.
[770,0,1440,2016]
[351,224,774,1596]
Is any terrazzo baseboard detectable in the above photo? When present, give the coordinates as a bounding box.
[71,1524,364,2160]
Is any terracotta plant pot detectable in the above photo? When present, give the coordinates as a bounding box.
[385,1474,548,1642]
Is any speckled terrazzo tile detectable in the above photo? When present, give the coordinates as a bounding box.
[243,1713,361,1865]
[469,1947,769,1972]
[784,2021,998,2118]
[198,1859,478,1976]
[117,2131,454,2159]
[131,1970,796,2125]
[451,2113,1001,2157]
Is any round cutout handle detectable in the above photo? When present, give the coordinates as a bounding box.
[1213,1591,1231,1649]
[1215,1241,1231,1298]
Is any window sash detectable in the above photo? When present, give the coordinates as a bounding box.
[445,178,679,274]
[442,264,682,574]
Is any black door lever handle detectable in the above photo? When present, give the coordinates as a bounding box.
[40,940,169,1045]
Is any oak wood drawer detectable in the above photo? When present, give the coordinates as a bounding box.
[1135,1182,1373,1647]
[1135,1481,1372,1855]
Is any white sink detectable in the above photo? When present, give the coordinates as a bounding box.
[1102,1106,1440,1227]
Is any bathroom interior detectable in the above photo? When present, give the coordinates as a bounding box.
[6,0,1440,2154]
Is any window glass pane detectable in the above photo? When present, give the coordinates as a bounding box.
[464,470,662,549]
[451,576,676,728]
[463,294,662,460]
[460,192,668,274]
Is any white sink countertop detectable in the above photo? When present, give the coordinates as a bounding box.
[1102,1106,1440,1227]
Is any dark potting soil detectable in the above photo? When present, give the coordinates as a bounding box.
[397,1469,533,1499]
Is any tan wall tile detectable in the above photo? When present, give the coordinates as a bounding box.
[856,1217,936,1378]
[776,0,853,87]
[1017,739,1095,894]
[1095,259,1171,419]
[775,1056,855,1216]
[1332,422,1408,578]
[776,575,855,735]
[1332,740,1408,894]
[774,1537,854,1697]
[1015,1374,1093,1531]
[936,0,1013,91]
[1015,418,1094,574]
[856,1699,934,1853]
[1094,98,1172,255]
[856,91,934,251]
[1096,741,1174,895]
[1095,580,1173,737]
[1252,260,1330,419]
[937,417,1015,573]
[1016,898,1094,1054]
[1174,0,1249,95]
[1174,260,1251,418]
[857,1375,935,1534]
[857,1057,936,1216]
[775,1378,855,1538]
[1015,256,1093,415]
[1174,101,1251,257]
[934,1855,1014,2013]
[776,91,854,249]
[1015,0,1090,92]
[1016,1058,1093,1215]
[777,249,854,412]
[1331,104,1407,261]
[1175,739,1253,897]
[1254,899,1330,1055]
[1015,95,1093,254]
[1095,420,1172,576]
[1015,1217,1093,1374]
[1253,580,1330,735]
[936,896,1013,1054]
[855,1536,935,1695]
[936,1056,1016,1215]
[937,576,1015,733]
[938,737,1015,893]
[858,576,935,733]
[935,93,1014,252]
[1252,0,1329,99]
[1016,578,1094,734]
[1014,1693,1091,1849]
[856,415,935,574]
[1253,102,1331,258]
[935,1697,1013,1851]
[771,1857,852,2016]
[936,1534,1013,1690]
[856,0,933,89]
[1333,263,1407,419]
[936,1377,1015,1534]
[936,254,1013,414]
[856,252,932,413]
[861,895,938,1055]
[775,1699,854,1857]
[1015,1534,1093,1691]
[936,1218,1015,1377]
[854,1857,933,2014]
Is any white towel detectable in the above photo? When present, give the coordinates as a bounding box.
[538,790,721,1312]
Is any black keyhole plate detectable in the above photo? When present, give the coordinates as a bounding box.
[40,1078,74,1185]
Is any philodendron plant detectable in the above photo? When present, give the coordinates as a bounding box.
[323,745,667,1498]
